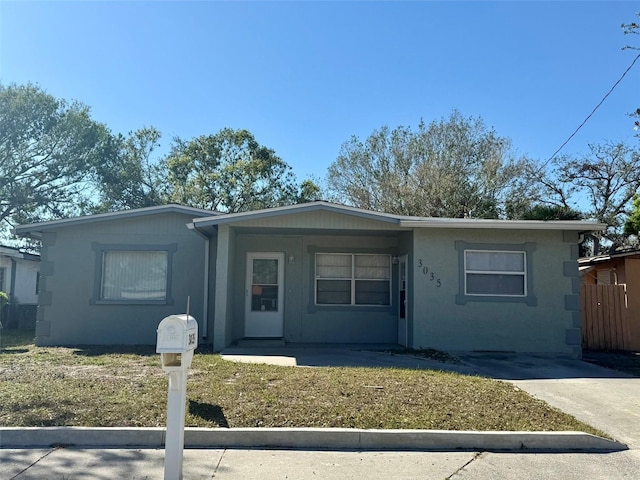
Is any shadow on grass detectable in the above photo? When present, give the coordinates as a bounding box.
[189,400,229,428]
[72,345,157,357]
[0,347,30,354]
[73,345,214,357]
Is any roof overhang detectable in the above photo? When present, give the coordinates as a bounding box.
[399,218,607,231]
[578,248,640,267]
[0,245,40,261]
[14,204,219,240]
[191,201,607,232]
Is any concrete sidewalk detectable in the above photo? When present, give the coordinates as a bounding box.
[2,446,639,480]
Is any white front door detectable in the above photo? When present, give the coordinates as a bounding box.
[398,255,408,347]
[245,252,285,338]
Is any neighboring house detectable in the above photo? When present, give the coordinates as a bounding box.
[0,244,40,328]
[578,248,640,350]
[14,202,604,358]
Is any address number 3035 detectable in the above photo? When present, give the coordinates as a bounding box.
[417,259,442,288]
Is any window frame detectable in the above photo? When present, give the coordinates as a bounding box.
[464,249,527,297]
[314,252,392,307]
[455,241,537,306]
[91,243,177,305]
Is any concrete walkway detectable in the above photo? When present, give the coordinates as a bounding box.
[220,345,475,372]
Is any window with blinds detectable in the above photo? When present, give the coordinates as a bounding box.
[315,253,391,306]
[101,251,168,301]
[464,250,526,296]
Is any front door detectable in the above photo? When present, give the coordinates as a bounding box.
[398,255,408,347]
[245,252,285,338]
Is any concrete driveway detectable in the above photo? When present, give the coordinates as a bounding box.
[457,352,640,450]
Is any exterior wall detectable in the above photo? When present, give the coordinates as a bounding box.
[227,231,401,345]
[582,258,627,285]
[410,228,580,357]
[36,212,206,346]
[0,255,39,304]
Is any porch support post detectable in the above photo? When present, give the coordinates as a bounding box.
[213,224,231,352]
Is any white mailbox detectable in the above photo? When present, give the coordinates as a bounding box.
[157,313,198,480]
[156,314,198,370]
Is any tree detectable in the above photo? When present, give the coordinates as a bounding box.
[165,128,318,212]
[89,127,168,212]
[533,142,640,249]
[326,111,534,218]
[624,194,640,237]
[519,205,583,221]
[0,83,110,230]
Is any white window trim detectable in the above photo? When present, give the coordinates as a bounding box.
[315,253,391,306]
[464,249,527,297]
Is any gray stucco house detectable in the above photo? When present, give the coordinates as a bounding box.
[14,202,604,357]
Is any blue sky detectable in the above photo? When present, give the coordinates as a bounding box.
[1,1,638,183]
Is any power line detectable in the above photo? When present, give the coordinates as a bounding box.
[545,51,640,167]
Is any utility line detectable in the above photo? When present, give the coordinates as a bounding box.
[544,51,640,168]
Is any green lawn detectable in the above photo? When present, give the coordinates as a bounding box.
[0,329,603,434]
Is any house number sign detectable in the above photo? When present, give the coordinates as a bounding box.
[417,259,442,287]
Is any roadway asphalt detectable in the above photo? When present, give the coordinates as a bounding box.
[1,348,639,479]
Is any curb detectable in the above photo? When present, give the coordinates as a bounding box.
[0,427,626,452]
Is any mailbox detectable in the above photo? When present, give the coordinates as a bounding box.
[156,313,198,480]
[156,314,198,370]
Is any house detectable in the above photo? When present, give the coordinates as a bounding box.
[0,244,40,328]
[14,202,605,358]
[578,248,640,350]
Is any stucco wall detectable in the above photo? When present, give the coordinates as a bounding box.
[230,232,401,345]
[0,256,39,304]
[410,228,579,356]
[36,212,206,346]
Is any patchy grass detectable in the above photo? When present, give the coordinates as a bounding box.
[0,330,603,435]
[583,350,640,377]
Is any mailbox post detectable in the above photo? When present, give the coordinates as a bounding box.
[157,314,198,480]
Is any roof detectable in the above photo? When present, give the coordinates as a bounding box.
[0,245,40,262]
[13,201,606,241]
[13,204,220,239]
[190,201,606,232]
[191,201,403,228]
[578,247,640,267]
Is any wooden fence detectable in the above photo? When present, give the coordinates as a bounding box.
[581,284,630,350]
